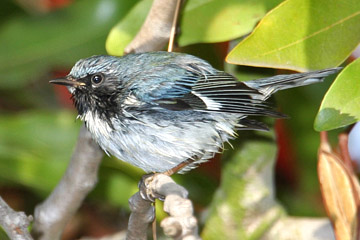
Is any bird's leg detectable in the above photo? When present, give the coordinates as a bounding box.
[163,158,196,176]
[138,157,197,202]
[137,157,198,239]
[138,173,163,202]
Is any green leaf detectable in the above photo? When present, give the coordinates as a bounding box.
[105,0,282,56]
[0,111,80,194]
[227,0,360,71]
[106,0,152,56]
[314,59,360,131]
[178,0,282,46]
[0,0,137,89]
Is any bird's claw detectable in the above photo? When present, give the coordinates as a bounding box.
[138,173,165,202]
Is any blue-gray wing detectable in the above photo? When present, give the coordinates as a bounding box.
[127,52,280,117]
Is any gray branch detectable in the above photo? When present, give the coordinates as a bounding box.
[127,192,155,240]
[124,0,182,54]
[31,125,103,240]
[265,217,335,240]
[0,196,33,240]
[127,174,200,240]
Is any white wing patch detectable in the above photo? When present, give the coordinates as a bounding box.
[191,91,221,111]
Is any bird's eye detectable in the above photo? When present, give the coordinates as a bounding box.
[91,74,104,85]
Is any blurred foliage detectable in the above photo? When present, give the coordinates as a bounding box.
[202,130,284,239]
[0,0,138,89]
[274,75,336,217]
[0,111,79,194]
[0,228,10,240]
[0,0,359,238]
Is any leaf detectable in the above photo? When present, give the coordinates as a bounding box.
[226,0,360,71]
[0,0,137,89]
[105,0,282,56]
[178,0,282,46]
[314,58,360,131]
[0,111,80,194]
[106,0,152,56]
[318,133,360,240]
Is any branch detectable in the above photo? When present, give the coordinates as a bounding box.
[79,231,126,240]
[31,125,104,240]
[124,0,183,54]
[155,174,199,240]
[266,217,335,240]
[127,174,200,240]
[127,192,155,240]
[0,196,33,240]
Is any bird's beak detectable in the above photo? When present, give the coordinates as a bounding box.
[49,76,85,87]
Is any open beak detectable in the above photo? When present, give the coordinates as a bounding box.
[49,76,85,87]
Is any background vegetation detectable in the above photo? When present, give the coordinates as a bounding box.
[0,0,359,238]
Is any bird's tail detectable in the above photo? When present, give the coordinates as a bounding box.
[245,68,341,100]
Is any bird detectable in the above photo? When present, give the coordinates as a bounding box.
[50,51,340,175]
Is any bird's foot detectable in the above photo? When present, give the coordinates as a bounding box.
[138,173,165,202]
[138,158,197,202]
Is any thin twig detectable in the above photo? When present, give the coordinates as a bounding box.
[167,0,182,52]
[152,207,157,240]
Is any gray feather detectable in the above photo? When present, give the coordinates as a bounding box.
[245,68,341,100]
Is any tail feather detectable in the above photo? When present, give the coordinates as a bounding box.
[245,67,341,100]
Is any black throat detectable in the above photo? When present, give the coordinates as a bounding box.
[72,89,120,128]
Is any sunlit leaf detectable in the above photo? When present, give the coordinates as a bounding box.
[227,0,360,71]
[314,59,360,131]
[105,0,282,56]
[178,0,282,46]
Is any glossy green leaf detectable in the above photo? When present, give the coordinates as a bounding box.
[106,0,152,56]
[105,0,282,56]
[314,59,360,131]
[227,0,360,71]
[0,0,137,89]
[178,0,282,46]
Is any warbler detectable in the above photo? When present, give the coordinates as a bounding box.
[50,51,339,174]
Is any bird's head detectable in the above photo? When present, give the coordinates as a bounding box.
[50,55,124,118]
